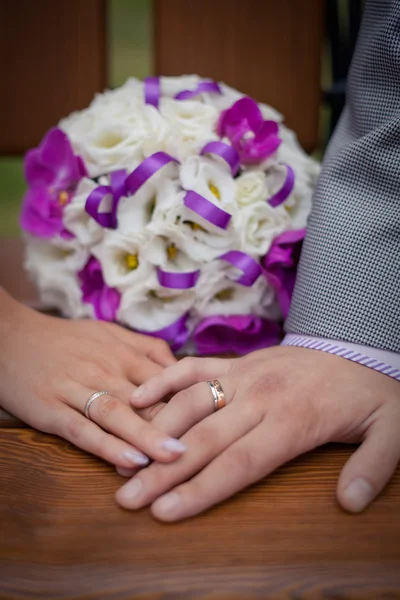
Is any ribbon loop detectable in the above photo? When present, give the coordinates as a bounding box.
[200,141,240,176]
[184,190,232,230]
[175,81,222,100]
[267,164,295,207]
[85,169,127,229]
[219,250,262,286]
[157,268,200,289]
[125,152,179,196]
[144,76,160,108]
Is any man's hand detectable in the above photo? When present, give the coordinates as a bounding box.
[116,347,400,521]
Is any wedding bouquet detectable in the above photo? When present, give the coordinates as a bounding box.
[21,75,320,354]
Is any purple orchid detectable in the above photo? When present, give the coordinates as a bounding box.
[78,257,120,321]
[217,97,281,165]
[262,229,306,319]
[20,127,87,238]
[194,314,282,356]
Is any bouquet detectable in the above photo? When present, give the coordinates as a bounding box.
[21,75,320,354]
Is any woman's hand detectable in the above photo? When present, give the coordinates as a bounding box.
[0,289,186,468]
[119,347,400,521]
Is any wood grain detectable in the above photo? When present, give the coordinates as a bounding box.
[0,429,399,599]
[154,0,323,153]
[0,0,107,154]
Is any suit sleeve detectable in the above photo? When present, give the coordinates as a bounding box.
[286,0,400,352]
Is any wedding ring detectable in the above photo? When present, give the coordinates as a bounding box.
[207,380,226,412]
[84,391,111,420]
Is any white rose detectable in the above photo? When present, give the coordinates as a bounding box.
[235,200,289,257]
[24,235,91,319]
[236,170,268,206]
[159,98,219,162]
[63,178,104,248]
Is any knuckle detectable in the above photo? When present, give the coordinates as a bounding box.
[225,447,258,475]
[180,356,199,375]
[65,416,87,442]
[95,395,120,418]
[139,402,165,422]
[247,372,285,400]
[188,424,214,448]
[84,363,107,383]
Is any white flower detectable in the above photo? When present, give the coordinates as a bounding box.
[159,75,201,98]
[236,170,268,206]
[92,230,155,292]
[235,201,290,257]
[147,156,240,262]
[24,235,91,318]
[118,270,195,332]
[194,267,273,318]
[159,98,219,161]
[63,178,104,248]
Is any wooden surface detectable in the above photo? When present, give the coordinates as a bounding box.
[1,237,400,598]
[0,0,107,153]
[154,0,323,153]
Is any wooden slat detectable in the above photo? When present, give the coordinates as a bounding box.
[154,0,323,153]
[0,238,38,305]
[0,429,399,599]
[0,0,107,154]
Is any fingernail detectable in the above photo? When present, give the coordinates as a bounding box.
[121,478,143,501]
[132,386,145,400]
[160,438,187,454]
[124,451,150,466]
[154,492,181,515]
[343,477,374,512]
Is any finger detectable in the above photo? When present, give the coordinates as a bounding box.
[116,388,258,510]
[149,381,226,439]
[107,323,177,367]
[116,466,137,477]
[337,414,400,513]
[130,356,233,408]
[151,421,294,522]
[50,404,151,468]
[127,355,165,386]
[64,384,188,463]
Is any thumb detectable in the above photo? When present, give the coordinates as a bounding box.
[337,415,400,513]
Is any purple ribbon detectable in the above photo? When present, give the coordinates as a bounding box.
[219,250,262,286]
[125,152,179,196]
[268,164,295,208]
[157,268,200,289]
[175,81,222,100]
[184,190,231,230]
[144,76,161,108]
[136,313,189,352]
[85,169,127,229]
[200,141,240,176]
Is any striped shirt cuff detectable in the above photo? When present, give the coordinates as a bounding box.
[282,334,400,382]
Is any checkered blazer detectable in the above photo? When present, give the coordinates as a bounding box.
[286,0,400,353]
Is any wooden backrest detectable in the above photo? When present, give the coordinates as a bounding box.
[0,0,322,154]
[0,0,107,154]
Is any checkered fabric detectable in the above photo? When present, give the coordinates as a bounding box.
[286,0,400,352]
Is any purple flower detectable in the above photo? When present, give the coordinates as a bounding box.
[262,229,306,319]
[78,257,120,321]
[194,314,282,356]
[20,127,87,238]
[217,97,281,165]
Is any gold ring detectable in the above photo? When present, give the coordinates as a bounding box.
[84,391,111,420]
[207,380,226,412]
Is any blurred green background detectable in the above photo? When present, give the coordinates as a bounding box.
[0,0,152,237]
